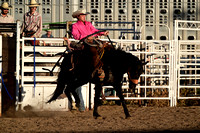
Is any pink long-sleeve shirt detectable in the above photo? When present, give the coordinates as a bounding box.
[72,20,103,40]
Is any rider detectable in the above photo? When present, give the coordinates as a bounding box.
[63,9,108,111]
[68,9,109,70]
[71,9,109,40]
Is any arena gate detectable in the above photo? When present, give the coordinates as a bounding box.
[174,20,200,106]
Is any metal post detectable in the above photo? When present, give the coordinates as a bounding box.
[16,20,21,108]
[89,83,91,110]
[173,20,179,107]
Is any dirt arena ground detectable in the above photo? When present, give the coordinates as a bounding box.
[0,105,200,133]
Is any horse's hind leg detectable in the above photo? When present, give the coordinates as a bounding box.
[64,87,73,110]
[64,85,81,109]
[71,88,81,109]
[115,85,131,119]
[93,84,103,119]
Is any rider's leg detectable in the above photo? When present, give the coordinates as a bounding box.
[75,86,85,112]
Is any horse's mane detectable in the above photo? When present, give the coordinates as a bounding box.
[105,48,140,64]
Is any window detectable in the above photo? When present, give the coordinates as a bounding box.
[47,8,50,14]
[160,36,167,40]
[66,0,70,14]
[132,0,141,27]
[2,0,9,3]
[66,8,69,14]
[15,8,18,14]
[145,0,155,26]
[19,8,23,13]
[146,36,154,40]
[187,0,196,21]
[43,8,51,14]
[91,9,98,14]
[188,36,195,40]
[43,0,51,5]
[79,0,84,8]
[15,8,23,14]
[15,0,23,4]
[43,8,45,14]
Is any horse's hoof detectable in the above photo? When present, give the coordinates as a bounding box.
[70,109,78,113]
[125,116,131,119]
[93,116,103,119]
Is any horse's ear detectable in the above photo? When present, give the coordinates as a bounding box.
[142,61,149,65]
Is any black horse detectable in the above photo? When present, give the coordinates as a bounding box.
[47,32,147,119]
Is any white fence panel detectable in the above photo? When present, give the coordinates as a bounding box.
[177,41,200,100]
[102,40,174,106]
[17,38,71,111]
[174,20,200,106]
[16,33,200,110]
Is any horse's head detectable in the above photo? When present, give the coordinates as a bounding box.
[128,60,148,92]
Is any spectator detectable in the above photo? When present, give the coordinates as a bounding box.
[41,30,54,46]
[21,0,42,46]
[41,30,54,38]
[0,2,14,37]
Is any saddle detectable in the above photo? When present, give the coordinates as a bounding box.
[84,37,104,48]
[69,38,107,80]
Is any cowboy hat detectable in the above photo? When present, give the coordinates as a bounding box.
[0,2,12,9]
[72,9,90,18]
[45,29,51,32]
[26,0,40,7]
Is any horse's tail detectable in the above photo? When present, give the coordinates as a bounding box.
[47,72,67,103]
[47,86,64,103]
[47,53,72,103]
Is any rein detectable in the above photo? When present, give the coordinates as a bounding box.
[99,47,105,60]
[91,45,106,78]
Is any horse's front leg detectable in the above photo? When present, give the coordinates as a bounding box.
[115,84,131,119]
[93,84,103,119]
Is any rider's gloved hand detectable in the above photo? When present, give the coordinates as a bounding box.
[64,37,74,51]
[87,36,94,40]
[103,31,109,36]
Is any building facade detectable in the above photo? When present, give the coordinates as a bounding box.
[1,0,200,39]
